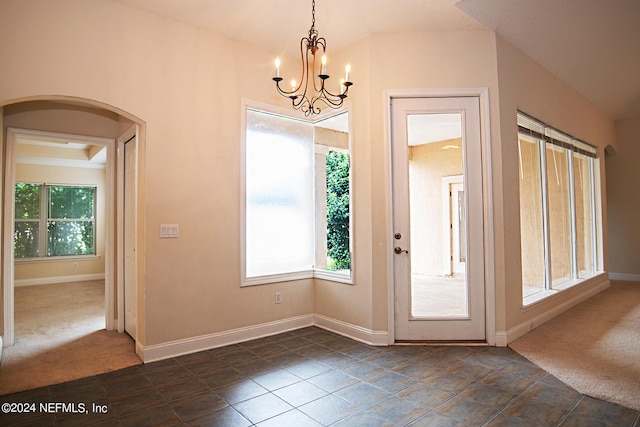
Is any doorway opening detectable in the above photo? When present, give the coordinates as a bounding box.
[1,99,143,392]
[389,92,494,343]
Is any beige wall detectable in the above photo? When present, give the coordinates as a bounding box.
[0,0,619,350]
[607,118,640,276]
[0,0,315,346]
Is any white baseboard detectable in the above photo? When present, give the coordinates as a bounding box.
[609,272,640,282]
[313,314,389,346]
[141,313,390,363]
[142,315,314,363]
[15,273,106,287]
[496,278,610,346]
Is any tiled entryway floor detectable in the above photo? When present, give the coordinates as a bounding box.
[2,327,639,426]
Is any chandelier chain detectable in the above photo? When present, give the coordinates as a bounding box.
[309,0,317,39]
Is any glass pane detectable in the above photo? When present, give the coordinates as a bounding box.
[15,183,40,219]
[519,136,545,298]
[407,113,467,318]
[14,221,39,258]
[49,186,95,219]
[245,109,314,277]
[546,144,572,286]
[325,151,350,272]
[47,221,95,256]
[313,112,351,275]
[573,153,595,277]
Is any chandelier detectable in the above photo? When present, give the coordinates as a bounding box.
[273,0,353,116]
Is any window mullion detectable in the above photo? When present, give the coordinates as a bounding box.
[567,152,578,279]
[589,158,598,270]
[39,184,48,257]
[539,139,552,291]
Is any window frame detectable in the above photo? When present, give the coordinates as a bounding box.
[517,111,602,306]
[240,99,353,287]
[14,182,98,261]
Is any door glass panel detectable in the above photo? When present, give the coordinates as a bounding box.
[406,113,468,318]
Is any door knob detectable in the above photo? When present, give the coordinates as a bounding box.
[394,246,408,254]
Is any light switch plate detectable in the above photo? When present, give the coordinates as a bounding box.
[160,224,179,238]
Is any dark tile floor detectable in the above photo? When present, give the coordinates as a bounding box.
[1,327,639,426]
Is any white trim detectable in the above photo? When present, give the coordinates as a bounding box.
[496,276,610,346]
[15,273,105,287]
[140,314,390,363]
[313,314,389,346]
[609,272,640,282]
[142,314,314,363]
[3,131,17,347]
[16,156,106,169]
[383,88,496,345]
[243,271,314,287]
[116,124,138,335]
[313,269,353,285]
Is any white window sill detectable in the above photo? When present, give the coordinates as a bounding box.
[522,271,605,309]
[313,269,353,285]
[243,268,353,287]
[15,255,100,264]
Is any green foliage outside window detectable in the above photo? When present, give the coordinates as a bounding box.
[14,183,96,258]
[14,183,41,258]
[326,151,350,270]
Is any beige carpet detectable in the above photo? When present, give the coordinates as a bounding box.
[0,281,141,395]
[510,280,640,410]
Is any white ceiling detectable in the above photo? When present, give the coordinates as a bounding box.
[113,0,640,120]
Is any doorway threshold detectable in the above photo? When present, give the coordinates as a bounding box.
[394,340,488,346]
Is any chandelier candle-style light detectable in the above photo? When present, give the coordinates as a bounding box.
[273,0,353,116]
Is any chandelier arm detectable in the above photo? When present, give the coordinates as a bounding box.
[319,82,351,100]
[313,97,345,111]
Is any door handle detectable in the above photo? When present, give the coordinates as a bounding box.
[394,246,408,254]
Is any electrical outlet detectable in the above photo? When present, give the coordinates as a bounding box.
[275,291,282,304]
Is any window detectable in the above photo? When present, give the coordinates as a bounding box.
[243,107,351,285]
[14,183,96,259]
[314,113,351,279]
[517,112,600,304]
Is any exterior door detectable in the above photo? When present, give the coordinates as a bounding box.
[392,96,485,341]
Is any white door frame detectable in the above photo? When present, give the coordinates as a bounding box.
[2,127,116,346]
[383,88,495,345]
[116,124,138,339]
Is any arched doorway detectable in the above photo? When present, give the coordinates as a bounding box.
[0,96,144,390]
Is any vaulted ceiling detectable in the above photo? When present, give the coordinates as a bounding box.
[113,0,640,120]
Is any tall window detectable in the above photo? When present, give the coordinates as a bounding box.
[14,183,96,258]
[244,107,351,284]
[517,112,599,304]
